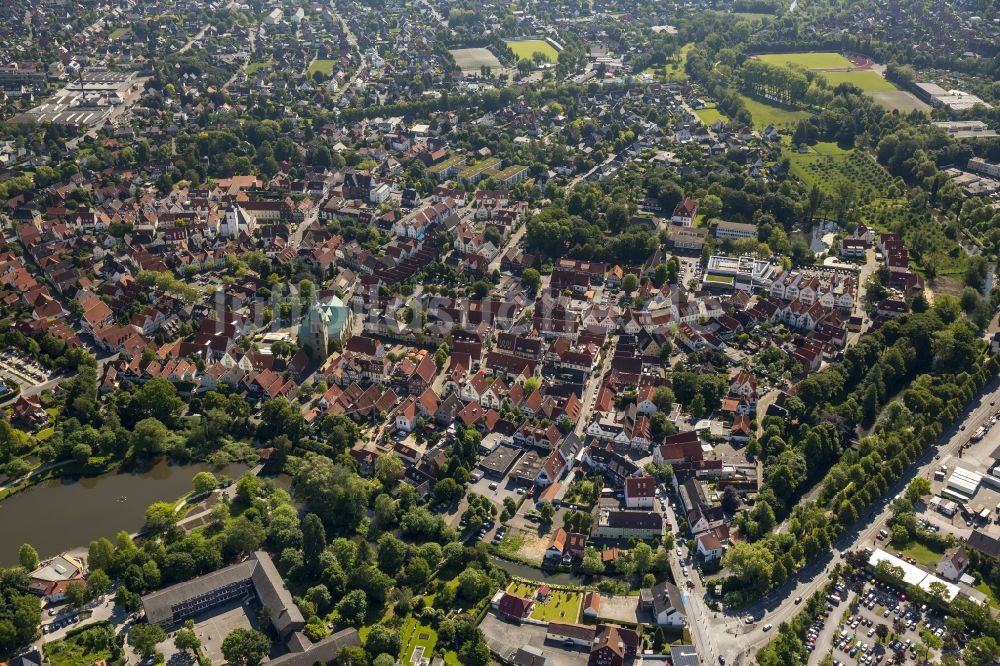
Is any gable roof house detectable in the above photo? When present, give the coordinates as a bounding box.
[640,581,687,628]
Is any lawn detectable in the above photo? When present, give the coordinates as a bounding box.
[507,582,583,623]
[738,93,811,129]
[244,59,275,74]
[307,59,336,76]
[398,616,460,665]
[506,39,559,63]
[785,141,896,203]
[975,580,1000,608]
[696,106,729,125]
[755,52,854,69]
[896,539,945,568]
[109,27,130,40]
[817,70,897,93]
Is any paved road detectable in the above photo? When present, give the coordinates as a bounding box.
[487,219,528,274]
[574,335,613,437]
[178,26,208,54]
[711,376,1000,665]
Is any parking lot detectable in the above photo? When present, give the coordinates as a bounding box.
[0,349,57,389]
[813,573,953,666]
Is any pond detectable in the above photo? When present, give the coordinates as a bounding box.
[0,459,249,566]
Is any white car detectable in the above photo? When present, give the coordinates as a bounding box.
[762,624,773,632]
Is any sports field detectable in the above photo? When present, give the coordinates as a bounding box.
[756,52,853,69]
[450,48,503,71]
[817,70,896,92]
[871,91,931,113]
[506,39,559,62]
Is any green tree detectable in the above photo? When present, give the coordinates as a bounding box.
[221,628,271,666]
[458,639,491,666]
[905,477,930,504]
[521,268,541,295]
[580,548,605,575]
[622,274,638,293]
[689,394,706,419]
[144,501,178,533]
[375,454,404,486]
[130,417,173,457]
[335,590,368,628]
[86,569,110,601]
[699,194,723,220]
[962,636,1000,666]
[17,544,38,571]
[65,581,88,609]
[174,626,201,660]
[128,623,168,658]
[191,472,217,495]
[302,513,327,574]
[365,624,401,658]
[539,502,555,524]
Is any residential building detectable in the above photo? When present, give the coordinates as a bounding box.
[624,475,656,510]
[936,547,970,581]
[592,509,663,540]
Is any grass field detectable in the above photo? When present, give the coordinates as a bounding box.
[738,93,810,129]
[817,70,897,92]
[399,617,460,665]
[732,11,777,20]
[896,539,945,568]
[785,141,895,202]
[506,39,559,63]
[871,90,931,113]
[497,532,525,556]
[508,583,583,623]
[307,59,336,76]
[666,42,693,81]
[976,580,1000,608]
[244,59,275,74]
[109,27,130,40]
[696,106,729,125]
[450,47,503,71]
[756,52,854,69]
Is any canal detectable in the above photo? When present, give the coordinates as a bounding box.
[0,459,250,566]
[489,555,593,586]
